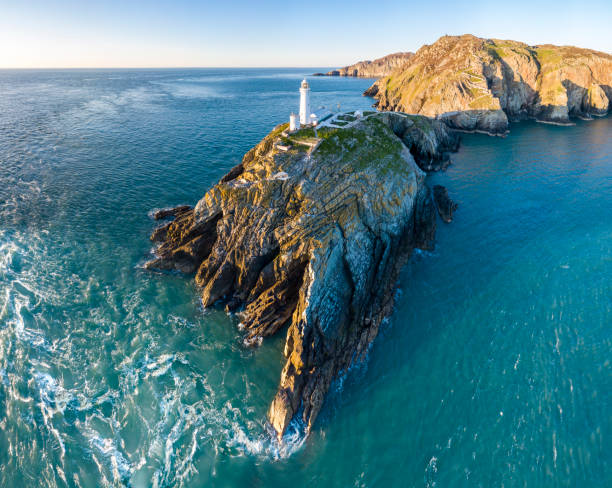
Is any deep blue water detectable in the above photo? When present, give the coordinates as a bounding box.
[0,68,610,487]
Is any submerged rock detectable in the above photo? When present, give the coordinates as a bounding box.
[146,113,458,440]
[366,35,612,134]
[433,185,458,223]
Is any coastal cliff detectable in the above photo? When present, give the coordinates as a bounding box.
[314,52,414,78]
[146,113,458,440]
[365,35,612,134]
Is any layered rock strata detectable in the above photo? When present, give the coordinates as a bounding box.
[365,35,612,134]
[146,113,458,440]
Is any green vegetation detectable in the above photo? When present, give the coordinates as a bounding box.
[314,116,407,176]
[289,142,310,152]
[317,126,338,137]
[384,64,437,108]
[462,69,484,84]
[536,47,563,65]
[488,46,505,60]
[292,127,316,139]
[535,47,567,78]
[469,95,499,110]
[332,120,349,126]
[274,115,437,176]
[277,126,320,153]
[486,39,532,61]
[403,114,435,134]
[270,123,289,138]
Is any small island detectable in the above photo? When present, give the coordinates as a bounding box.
[144,33,611,446]
[146,105,458,440]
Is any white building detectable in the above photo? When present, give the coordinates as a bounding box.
[289,112,299,131]
[299,79,311,125]
[289,79,320,131]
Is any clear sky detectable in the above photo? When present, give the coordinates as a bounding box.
[1,0,610,68]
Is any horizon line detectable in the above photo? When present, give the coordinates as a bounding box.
[0,66,336,70]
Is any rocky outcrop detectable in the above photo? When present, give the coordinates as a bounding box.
[153,205,192,220]
[146,113,459,441]
[365,35,612,134]
[433,185,457,223]
[314,52,414,78]
[377,112,460,171]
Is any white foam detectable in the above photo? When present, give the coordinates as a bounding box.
[88,434,133,484]
[35,372,68,463]
[425,456,439,487]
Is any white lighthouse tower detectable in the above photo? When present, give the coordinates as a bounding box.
[299,79,311,125]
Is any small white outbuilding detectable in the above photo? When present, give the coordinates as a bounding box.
[289,112,299,131]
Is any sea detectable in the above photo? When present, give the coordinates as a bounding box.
[0,68,610,487]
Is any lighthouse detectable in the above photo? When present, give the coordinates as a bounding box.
[299,79,311,125]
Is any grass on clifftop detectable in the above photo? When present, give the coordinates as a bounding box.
[314,117,407,176]
[535,47,563,66]
[272,115,416,177]
[403,114,436,134]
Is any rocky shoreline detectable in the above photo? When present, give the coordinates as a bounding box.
[146,112,459,440]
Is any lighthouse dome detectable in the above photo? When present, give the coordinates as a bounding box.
[301,79,309,89]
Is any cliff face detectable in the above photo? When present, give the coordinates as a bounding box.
[315,52,414,78]
[146,113,458,440]
[365,35,612,134]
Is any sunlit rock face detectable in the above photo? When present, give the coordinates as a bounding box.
[146,113,458,440]
[365,35,612,134]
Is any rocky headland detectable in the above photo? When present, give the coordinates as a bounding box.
[146,112,459,440]
[364,35,612,134]
[314,52,414,78]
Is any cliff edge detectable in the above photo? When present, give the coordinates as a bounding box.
[365,35,612,134]
[146,113,458,440]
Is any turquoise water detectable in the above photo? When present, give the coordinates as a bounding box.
[0,69,610,487]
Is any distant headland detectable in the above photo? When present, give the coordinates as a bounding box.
[318,34,611,135]
[364,35,612,134]
[313,52,414,79]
